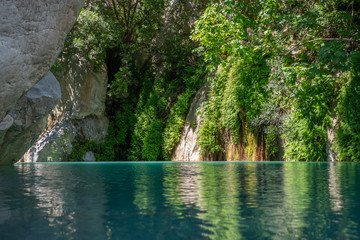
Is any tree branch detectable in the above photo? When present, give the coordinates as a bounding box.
[284,38,353,57]
[111,0,121,22]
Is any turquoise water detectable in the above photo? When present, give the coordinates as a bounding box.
[0,162,360,239]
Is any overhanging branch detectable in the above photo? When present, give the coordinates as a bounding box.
[284,38,353,57]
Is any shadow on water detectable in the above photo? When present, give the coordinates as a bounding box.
[0,162,359,239]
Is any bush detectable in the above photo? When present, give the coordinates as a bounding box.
[162,89,194,159]
[142,120,164,161]
[283,116,328,161]
[335,56,360,161]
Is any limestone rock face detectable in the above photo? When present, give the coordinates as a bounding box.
[0,0,84,121]
[172,83,209,161]
[21,122,76,162]
[0,72,61,164]
[52,57,108,121]
[22,57,109,162]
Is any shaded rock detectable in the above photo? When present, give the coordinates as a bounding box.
[25,73,61,100]
[71,116,109,143]
[0,115,14,145]
[0,115,14,131]
[22,57,109,162]
[0,0,84,121]
[172,83,209,161]
[52,56,108,121]
[0,72,61,164]
[83,151,96,162]
[21,122,75,162]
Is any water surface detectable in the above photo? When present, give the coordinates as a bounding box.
[0,162,359,239]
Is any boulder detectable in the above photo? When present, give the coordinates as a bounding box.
[83,151,96,162]
[0,0,84,121]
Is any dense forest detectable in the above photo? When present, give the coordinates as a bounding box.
[55,0,360,162]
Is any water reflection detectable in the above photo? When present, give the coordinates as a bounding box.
[133,165,157,214]
[0,162,359,239]
[328,162,343,212]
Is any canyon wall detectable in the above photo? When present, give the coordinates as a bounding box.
[22,56,109,162]
[0,0,84,164]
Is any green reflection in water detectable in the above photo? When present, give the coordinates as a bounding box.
[162,164,186,217]
[283,163,312,234]
[5,162,360,239]
[133,165,157,214]
[196,164,244,239]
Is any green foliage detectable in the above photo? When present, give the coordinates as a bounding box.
[335,54,360,161]
[128,70,166,161]
[221,63,241,144]
[68,103,136,162]
[114,105,136,145]
[192,4,234,67]
[65,7,113,68]
[161,64,206,159]
[69,140,100,162]
[142,120,164,161]
[198,118,224,154]
[66,0,360,161]
[108,55,134,98]
[283,116,328,162]
[265,127,279,157]
[197,73,225,154]
[192,1,258,70]
[60,0,209,161]
[162,89,194,160]
[47,129,71,162]
[193,0,360,161]
[197,52,271,157]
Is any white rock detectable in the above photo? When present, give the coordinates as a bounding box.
[172,83,209,161]
[83,151,96,162]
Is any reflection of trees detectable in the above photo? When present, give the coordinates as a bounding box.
[3,164,108,239]
[133,165,156,215]
[162,164,185,216]
[1,162,360,239]
[282,163,350,239]
[132,163,208,239]
[197,163,244,239]
[335,163,360,239]
[282,163,311,235]
[328,162,343,212]
[251,163,290,239]
[178,164,202,207]
[162,163,203,217]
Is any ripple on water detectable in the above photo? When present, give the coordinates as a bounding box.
[0,162,359,239]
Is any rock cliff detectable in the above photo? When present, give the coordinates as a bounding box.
[0,0,84,121]
[0,72,61,164]
[172,83,209,161]
[22,57,108,162]
[0,0,84,164]
[172,81,284,162]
